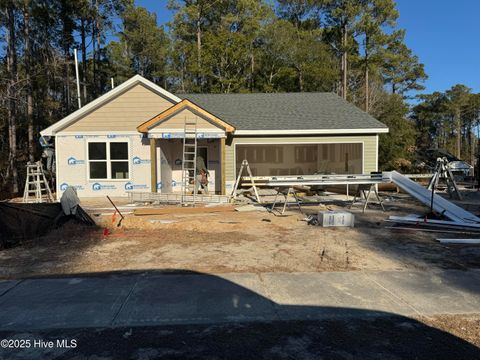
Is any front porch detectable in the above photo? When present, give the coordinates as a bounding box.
[149,137,227,195]
[136,98,235,197]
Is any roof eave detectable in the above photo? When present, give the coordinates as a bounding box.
[234,128,389,135]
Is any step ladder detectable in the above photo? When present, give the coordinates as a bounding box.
[23,161,54,203]
[181,117,198,206]
[230,159,261,203]
[428,157,462,200]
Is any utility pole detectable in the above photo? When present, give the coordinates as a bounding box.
[74,48,82,109]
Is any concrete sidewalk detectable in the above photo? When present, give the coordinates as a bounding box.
[0,270,479,331]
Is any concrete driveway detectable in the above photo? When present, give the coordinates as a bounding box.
[0,269,479,330]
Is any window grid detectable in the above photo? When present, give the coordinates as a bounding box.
[87,140,130,180]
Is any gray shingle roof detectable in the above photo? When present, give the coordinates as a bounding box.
[178,92,387,131]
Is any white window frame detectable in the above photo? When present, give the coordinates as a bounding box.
[86,138,131,181]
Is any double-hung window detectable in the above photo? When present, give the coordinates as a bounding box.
[88,141,129,180]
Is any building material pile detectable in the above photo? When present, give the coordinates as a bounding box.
[128,191,229,205]
[386,171,480,233]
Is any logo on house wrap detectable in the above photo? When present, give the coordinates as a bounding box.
[67,157,85,165]
[74,135,83,139]
[92,182,116,191]
[124,182,148,191]
[157,182,162,190]
[107,134,116,138]
[60,183,84,191]
[132,156,150,165]
[171,180,177,187]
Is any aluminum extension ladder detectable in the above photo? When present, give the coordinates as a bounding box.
[180,117,198,206]
[22,161,54,203]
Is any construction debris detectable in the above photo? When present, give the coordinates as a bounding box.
[386,215,480,233]
[148,219,178,224]
[234,204,268,212]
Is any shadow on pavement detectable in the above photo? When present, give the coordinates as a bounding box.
[0,269,478,359]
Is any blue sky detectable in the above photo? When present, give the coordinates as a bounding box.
[136,0,479,95]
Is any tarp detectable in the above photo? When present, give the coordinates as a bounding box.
[61,186,80,215]
[0,202,63,247]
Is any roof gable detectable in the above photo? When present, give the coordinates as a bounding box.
[41,75,181,136]
[137,99,235,133]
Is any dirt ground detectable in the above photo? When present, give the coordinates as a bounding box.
[1,194,479,278]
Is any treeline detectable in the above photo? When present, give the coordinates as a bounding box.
[0,0,477,196]
[413,86,480,166]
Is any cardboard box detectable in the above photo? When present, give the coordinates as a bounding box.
[317,211,355,227]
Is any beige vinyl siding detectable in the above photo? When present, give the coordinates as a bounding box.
[150,108,221,130]
[61,84,176,132]
[225,135,378,182]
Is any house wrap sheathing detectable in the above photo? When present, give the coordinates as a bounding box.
[41,75,388,198]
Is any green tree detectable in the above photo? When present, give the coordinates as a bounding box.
[109,5,169,83]
[357,0,398,112]
[324,0,365,100]
[375,93,416,170]
[382,30,427,96]
[445,84,472,158]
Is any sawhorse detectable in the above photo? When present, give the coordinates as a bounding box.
[349,183,385,213]
[269,187,303,215]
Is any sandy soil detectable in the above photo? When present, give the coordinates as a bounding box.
[420,314,480,348]
[0,196,479,279]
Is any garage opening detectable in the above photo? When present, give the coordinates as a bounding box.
[236,143,363,176]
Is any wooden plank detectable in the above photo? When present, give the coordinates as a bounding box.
[150,138,157,193]
[133,205,235,216]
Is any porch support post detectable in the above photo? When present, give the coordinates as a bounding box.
[150,137,157,193]
[221,137,226,195]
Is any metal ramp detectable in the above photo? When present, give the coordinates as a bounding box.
[180,117,198,206]
[22,161,54,203]
[387,171,480,224]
